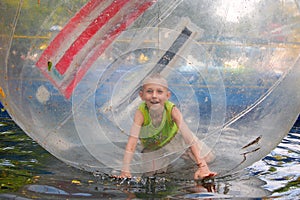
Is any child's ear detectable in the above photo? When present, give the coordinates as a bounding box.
[139,90,144,99]
[167,91,171,99]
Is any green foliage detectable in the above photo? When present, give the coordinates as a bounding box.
[1,0,87,56]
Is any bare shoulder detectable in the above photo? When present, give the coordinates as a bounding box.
[134,109,144,126]
[171,106,183,124]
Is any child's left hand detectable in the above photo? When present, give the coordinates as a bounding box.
[119,171,132,179]
[194,165,217,180]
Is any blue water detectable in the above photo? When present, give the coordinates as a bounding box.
[0,107,299,199]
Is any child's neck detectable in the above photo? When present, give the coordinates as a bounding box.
[149,104,164,128]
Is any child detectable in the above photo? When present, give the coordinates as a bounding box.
[119,74,217,180]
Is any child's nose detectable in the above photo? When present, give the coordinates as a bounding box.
[152,91,158,97]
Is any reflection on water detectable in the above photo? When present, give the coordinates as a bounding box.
[0,116,299,199]
[248,126,300,199]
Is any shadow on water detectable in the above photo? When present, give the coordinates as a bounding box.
[0,115,299,199]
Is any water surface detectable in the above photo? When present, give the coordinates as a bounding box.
[0,116,299,199]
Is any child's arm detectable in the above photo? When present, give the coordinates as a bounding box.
[119,110,144,178]
[171,107,217,179]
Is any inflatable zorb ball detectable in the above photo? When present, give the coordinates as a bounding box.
[0,0,299,179]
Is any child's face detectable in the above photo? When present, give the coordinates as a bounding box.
[139,83,170,108]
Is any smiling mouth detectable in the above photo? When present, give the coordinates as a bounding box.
[149,103,164,112]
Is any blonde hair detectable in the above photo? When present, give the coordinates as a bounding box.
[142,74,168,89]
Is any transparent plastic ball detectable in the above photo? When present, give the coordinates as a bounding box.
[0,0,299,179]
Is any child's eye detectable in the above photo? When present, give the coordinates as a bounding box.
[157,90,163,94]
[146,90,153,93]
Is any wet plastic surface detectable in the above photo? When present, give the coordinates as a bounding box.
[0,0,300,178]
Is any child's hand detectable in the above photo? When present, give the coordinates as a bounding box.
[119,171,132,179]
[194,164,217,180]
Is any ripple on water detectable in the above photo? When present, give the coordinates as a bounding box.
[0,117,299,199]
[247,129,300,199]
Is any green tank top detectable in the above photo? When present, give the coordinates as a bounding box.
[138,101,178,151]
